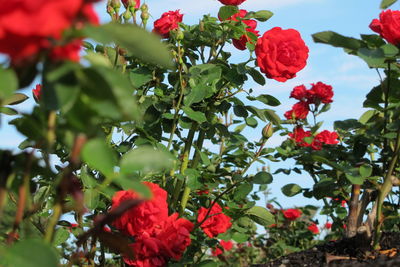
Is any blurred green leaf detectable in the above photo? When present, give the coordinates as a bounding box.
[380,0,398,9]
[312,31,364,51]
[81,138,118,177]
[253,171,273,184]
[0,68,18,101]
[182,106,207,123]
[246,206,274,226]
[2,93,28,106]
[218,5,239,20]
[281,183,302,197]
[53,228,70,246]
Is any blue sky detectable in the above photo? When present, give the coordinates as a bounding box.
[0,0,397,224]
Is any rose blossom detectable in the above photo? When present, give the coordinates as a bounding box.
[325,222,332,229]
[290,85,308,100]
[282,209,302,221]
[284,101,309,120]
[220,240,233,251]
[197,203,232,238]
[288,127,312,147]
[308,223,319,234]
[255,27,309,82]
[153,10,183,38]
[370,9,400,45]
[111,182,168,236]
[311,130,339,150]
[307,82,334,104]
[0,0,99,64]
[124,232,166,267]
[218,0,246,5]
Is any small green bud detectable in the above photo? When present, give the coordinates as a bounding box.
[141,3,149,12]
[176,30,184,41]
[141,11,149,22]
[123,10,132,21]
[262,123,274,140]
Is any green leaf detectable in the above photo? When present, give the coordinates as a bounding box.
[264,109,281,125]
[247,68,265,85]
[84,188,100,210]
[53,228,70,246]
[0,107,18,115]
[2,93,29,106]
[312,31,364,51]
[0,239,58,267]
[253,171,273,184]
[84,23,173,69]
[313,179,336,199]
[81,138,118,177]
[345,173,365,185]
[218,5,239,20]
[0,67,18,101]
[130,67,153,88]
[245,116,258,128]
[245,10,274,22]
[232,232,248,243]
[234,183,253,201]
[359,110,376,124]
[254,94,281,107]
[281,183,302,197]
[357,47,386,68]
[380,0,398,9]
[246,206,274,226]
[113,176,151,198]
[359,165,372,178]
[195,260,218,267]
[120,146,173,174]
[182,106,207,123]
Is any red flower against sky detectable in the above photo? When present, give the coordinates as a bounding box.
[284,101,309,120]
[370,9,400,45]
[0,0,99,64]
[153,10,183,38]
[218,0,247,5]
[122,0,140,9]
[288,127,312,147]
[255,27,309,82]
[283,209,302,221]
[311,130,339,150]
[197,203,232,238]
[290,85,308,101]
[307,82,334,104]
[308,223,319,234]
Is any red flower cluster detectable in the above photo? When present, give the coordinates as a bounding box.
[308,223,319,234]
[255,27,309,82]
[221,10,260,50]
[0,0,99,64]
[153,10,183,38]
[289,127,339,151]
[211,240,233,256]
[284,82,333,120]
[197,203,232,238]
[282,209,302,221]
[370,9,400,46]
[218,0,247,5]
[111,182,193,266]
[325,222,332,229]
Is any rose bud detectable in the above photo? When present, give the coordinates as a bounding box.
[262,123,274,140]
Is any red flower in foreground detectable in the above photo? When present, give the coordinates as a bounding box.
[283,209,302,221]
[255,27,309,82]
[288,127,312,147]
[218,0,246,5]
[212,247,223,256]
[370,9,400,45]
[284,101,309,120]
[0,0,99,64]
[308,223,319,234]
[111,182,168,237]
[222,10,260,50]
[153,10,183,38]
[212,240,233,257]
[197,203,232,238]
[32,84,42,102]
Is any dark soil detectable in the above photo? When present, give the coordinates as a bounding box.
[253,232,400,267]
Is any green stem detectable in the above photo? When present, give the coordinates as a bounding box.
[241,139,266,175]
[44,203,62,243]
[179,129,206,214]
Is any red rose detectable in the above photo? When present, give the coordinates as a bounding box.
[308,223,319,234]
[307,82,333,104]
[290,85,308,100]
[222,10,260,50]
[124,232,166,267]
[255,27,309,82]
[218,0,246,5]
[370,10,400,45]
[284,101,309,120]
[325,222,332,229]
[157,213,193,260]
[196,189,210,195]
[111,182,168,236]
[153,10,183,38]
[50,39,82,62]
[0,0,98,64]
[32,84,42,102]
[311,130,339,150]
[197,203,232,238]
[212,247,223,256]
[288,127,312,147]
[220,240,233,251]
[122,0,140,9]
[282,209,302,221]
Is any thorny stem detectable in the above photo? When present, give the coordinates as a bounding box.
[241,139,266,175]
